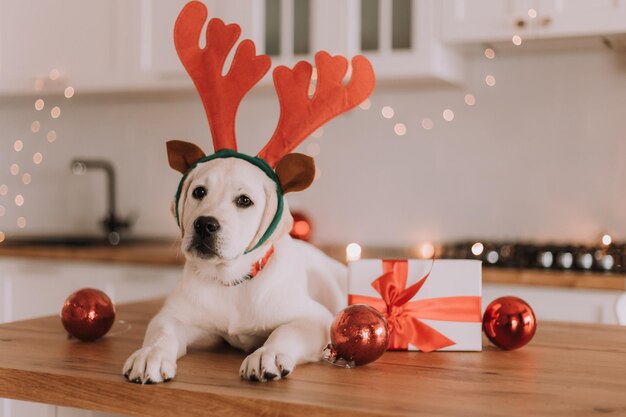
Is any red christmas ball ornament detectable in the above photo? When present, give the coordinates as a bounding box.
[290,212,312,241]
[482,296,537,350]
[61,288,116,342]
[329,304,389,366]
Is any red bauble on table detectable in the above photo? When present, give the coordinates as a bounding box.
[482,296,537,350]
[61,288,116,342]
[329,304,389,366]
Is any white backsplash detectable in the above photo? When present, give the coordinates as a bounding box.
[1,49,626,246]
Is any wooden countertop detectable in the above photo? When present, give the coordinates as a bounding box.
[0,241,624,290]
[0,241,185,266]
[1,299,625,417]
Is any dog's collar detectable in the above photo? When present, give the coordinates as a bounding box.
[174,149,284,255]
[227,245,275,286]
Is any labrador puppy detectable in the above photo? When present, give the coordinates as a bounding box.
[123,154,347,383]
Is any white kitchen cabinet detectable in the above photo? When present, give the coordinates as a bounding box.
[0,0,464,95]
[0,258,179,323]
[0,257,179,417]
[0,0,138,95]
[442,0,626,44]
[349,0,463,83]
[483,283,625,325]
[99,0,276,86]
[140,0,463,83]
[536,0,626,39]
[442,0,534,44]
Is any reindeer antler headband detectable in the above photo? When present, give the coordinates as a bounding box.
[168,1,376,253]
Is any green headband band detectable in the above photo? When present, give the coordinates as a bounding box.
[174,149,284,255]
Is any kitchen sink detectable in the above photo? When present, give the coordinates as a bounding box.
[0,236,174,247]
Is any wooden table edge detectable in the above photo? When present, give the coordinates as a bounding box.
[0,367,390,417]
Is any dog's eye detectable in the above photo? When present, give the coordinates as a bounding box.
[235,195,253,208]
[192,186,207,200]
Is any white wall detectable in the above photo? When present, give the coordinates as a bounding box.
[1,48,626,246]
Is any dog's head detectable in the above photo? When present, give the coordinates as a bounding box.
[167,140,315,264]
[166,3,374,271]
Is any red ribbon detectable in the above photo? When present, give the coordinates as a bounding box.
[348,260,481,352]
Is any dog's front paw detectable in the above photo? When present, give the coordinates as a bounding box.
[240,348,295,382]
[123,346,177,384]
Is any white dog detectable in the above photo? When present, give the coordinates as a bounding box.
[123,146,347,383]
[123,0,375,383]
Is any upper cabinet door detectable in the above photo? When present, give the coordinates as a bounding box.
[442,0,535,43]
[140,0,194,78]
[0,0,124,93]
[348,0,464,83]
[536,0,626,38]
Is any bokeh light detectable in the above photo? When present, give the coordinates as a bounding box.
[471,242,484,256]
[64,86,75,98]
[381,106,395,119]
[51,106,61,119]
[394,123,407,136]
[47,130,57,142]
[346,243,362,262]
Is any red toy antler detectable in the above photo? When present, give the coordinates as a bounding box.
[174,1,271,152]
[258,52,376,167]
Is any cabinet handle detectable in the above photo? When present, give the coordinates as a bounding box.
[541,16,552,27]
[514,18,527,29]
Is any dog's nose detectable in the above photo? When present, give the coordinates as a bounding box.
[194,216,221,237]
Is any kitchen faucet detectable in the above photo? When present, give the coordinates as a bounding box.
[70,159,132,245]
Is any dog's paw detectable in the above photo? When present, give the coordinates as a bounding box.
[239,348,295,382]
[122,346,177,384]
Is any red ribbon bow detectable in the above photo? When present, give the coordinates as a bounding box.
[348,260,481,352]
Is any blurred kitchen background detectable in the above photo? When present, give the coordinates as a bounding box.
[4,0,626,245]
[3,2,626,320]
[3,1,626,414]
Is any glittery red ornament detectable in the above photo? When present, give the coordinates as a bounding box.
[290,212,312,241]
[61,288,115,342]
[482,296,536,350]
[330,304,389,366]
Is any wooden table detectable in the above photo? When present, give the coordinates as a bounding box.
[1,300,625,417]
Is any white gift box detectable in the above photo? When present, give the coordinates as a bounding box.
[348,259,482,351]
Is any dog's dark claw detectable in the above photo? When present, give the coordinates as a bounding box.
[249,374,260,382]
[144,379,155,385]
[132,377,142,384]
[281,369,291,378]
[264,372,277,381]
[163,377,172,382]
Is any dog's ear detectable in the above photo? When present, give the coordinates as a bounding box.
[275,153,315,194]
[166,140,206,174]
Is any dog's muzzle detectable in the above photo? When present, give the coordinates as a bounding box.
[189,216,221,258]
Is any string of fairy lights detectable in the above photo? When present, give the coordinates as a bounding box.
[363,45,499,140]
[302,33,523,200]
[0,70,75,243]
[340,33,530,262]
